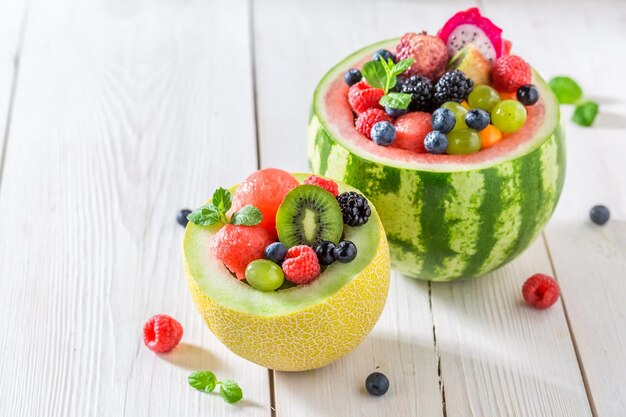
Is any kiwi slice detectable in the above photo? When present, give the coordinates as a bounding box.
[276,185,344,248]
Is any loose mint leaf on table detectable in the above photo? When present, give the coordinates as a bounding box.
[230,204,263,226]
[379,92,412,110]
[211,187,232,213]
[188,371,218,393]
[572,101,599,127]
[362,60,387,89]
[549,76,583,104]
[219,379,243,404]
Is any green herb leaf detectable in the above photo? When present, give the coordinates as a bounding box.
[187,204,225,226]
[549,76,583,104]
[188,371,218,393]
[379,92,412,110]
[212,188,232,213]
[219,380,243,404]
[572,101,599,127]
[391,58,414,76]
[230,204,263,226]
[362,60,387,90]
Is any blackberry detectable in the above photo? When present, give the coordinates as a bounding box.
[434,70,474,105]
[336,192,371,227]
[401,75,434,112]
[390,77,406,93]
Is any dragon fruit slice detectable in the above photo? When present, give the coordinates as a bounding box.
[437,8,503,64]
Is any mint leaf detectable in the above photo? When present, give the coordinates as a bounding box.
[380,92,412,110]
[362,60,387,89]
[219,380,243,404]
[549,76,583,104]
[212,188,232,213]
[230,204,263,226]
[391,58,414,76]
[187,204,225,226]
[188,371,218,393]
[572,101,599,127]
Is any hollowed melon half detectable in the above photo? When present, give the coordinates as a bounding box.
[183,174,390,371]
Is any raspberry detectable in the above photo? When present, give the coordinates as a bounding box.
[348,81,384,114]
[522,273,560,309]
[304,175,339,197]
[282,245,321,285]
[395,32,448,80]
[491,55,531,93]
[355,108,392,139]
[143,314,183,353]
[209,224,275,280]
[232,168,300,235]
[391,112,431,153]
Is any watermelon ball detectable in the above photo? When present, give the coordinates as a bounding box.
[264,242,287,264]
[370,121,396,147]
[517,84,539,106]
[392,112,431,153]
[314,241,337,266]
[176,209,191,227]
[424,131,448,154]
[431,108,456,133]
[372,49,395,63]
[245,259,285,292]
[384,106,408,118]
[333,240,357,263]
[365,372,389,396]
[344,68,362,87]
[465,109,490,131]
[232,168,300,236]
[491,100,527,134]
[590,205,610,225]
[209,224,275,280]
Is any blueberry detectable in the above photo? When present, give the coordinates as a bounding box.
[384,106,408,117]
[365,372,389,396]
[177,209,192,227]
[431,108,456,133]
[590,205,610,225]
[370,121,396,147]
[465,109,490,131]
[264,242,287,264]
[334,240,357,263]
[424,131,448,154]
[517,84,539,106]
[315,241,336,266]
[372,49,395,64]
[344,68,362,87]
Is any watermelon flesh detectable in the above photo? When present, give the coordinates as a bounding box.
[308,40,565,281]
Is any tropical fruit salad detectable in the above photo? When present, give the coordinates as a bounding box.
[182,168,390,371]
[308,8,565,281]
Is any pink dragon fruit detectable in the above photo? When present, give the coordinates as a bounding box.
[437,8,505,64]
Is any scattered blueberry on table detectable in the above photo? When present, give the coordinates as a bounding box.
[365,372,389,396]
[589,205,610,225]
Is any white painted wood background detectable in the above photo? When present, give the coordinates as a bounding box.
[0,0,624,416]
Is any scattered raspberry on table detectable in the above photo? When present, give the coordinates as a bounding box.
[143,314,184,353]
[522,273,560,309]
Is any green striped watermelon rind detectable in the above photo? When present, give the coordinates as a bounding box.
[308,40,566,281]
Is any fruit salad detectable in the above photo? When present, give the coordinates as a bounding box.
[343,8,540,155]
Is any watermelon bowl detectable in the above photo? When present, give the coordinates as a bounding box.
[183,174,390,371]
[308,40,565,282]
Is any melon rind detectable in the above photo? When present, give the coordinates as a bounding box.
[183,176,390,371]
[308,40,566,281]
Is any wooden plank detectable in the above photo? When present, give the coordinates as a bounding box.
[0,0,270,416]
[0,0,27,163]
[252,1,475,415]
[432,240,592,417]
[480,0,626,415]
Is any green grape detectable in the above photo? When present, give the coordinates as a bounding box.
[491,100,527,133]
[245,259,284,291]
[441,101,468,131]
[468,85,501,112]
[446,129,481,155]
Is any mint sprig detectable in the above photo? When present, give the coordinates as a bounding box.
[187,188,262,227]
[188,371,243,404]
[548,75,599,127]
[362,58,414,110]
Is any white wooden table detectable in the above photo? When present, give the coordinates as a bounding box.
[0,0,624,415]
